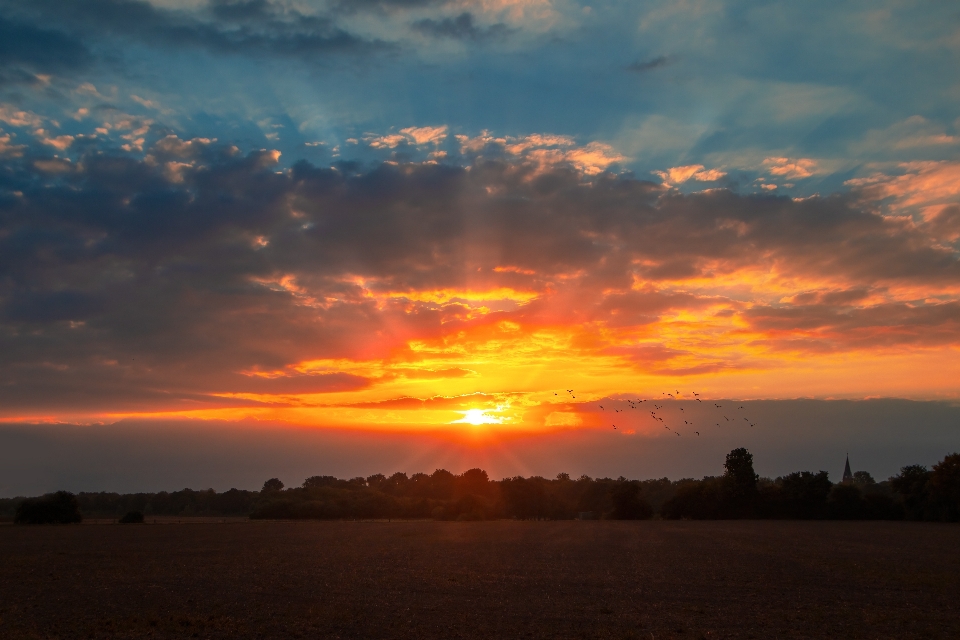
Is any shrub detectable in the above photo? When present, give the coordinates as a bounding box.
[15,491,82,524]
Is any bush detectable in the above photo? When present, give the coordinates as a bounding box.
[15,491,82,524]
[119,510,145,524]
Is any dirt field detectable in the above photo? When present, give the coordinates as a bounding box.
[2,520,959,639]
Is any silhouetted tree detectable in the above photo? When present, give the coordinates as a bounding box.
[610,481,653,520]
[303,476,341,490]
[456,468,491,498]
[852,471,875,487]
[661,478,723,519]
[430,469,456,500]
[778,471,831,519]
[827,483,864,519]
[501,476,547,519]
[721,448,759,516]
[928,453,960,522]
[383,472,409,496]
[261,478,284,492]
[119,510,144,523]
[15,491,82,524]
[365,473,387,491]
[891,465,931,520]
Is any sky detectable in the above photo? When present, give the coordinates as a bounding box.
[1,0,959,493]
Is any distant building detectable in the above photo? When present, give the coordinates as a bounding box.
[842,454,853,484]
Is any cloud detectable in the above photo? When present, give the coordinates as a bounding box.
[845,161,960,219]
[412,12,510,41]
[455,132,626,174]
[2,0,391,63]
[0,132,25,158]
[654,164,726,185]
[330,0,446,14]
[0,16,91,83]
[762,157,819,179]
[365,126,448,149]
[625,55,672,73]
[400,125,448,145]
[0,105,45,129]
[1,131,959,419]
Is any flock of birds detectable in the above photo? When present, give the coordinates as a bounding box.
[555,389,758,437]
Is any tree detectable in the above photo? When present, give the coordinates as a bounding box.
[722,448,759,515]
[501,476,547,519]
[261,478,284,492]
[303,475,339,490]
[365,473,388,491]
[660,479,723,519]
[772,471,832,519]
[610,481,653,520]
[852,471,875,486]
[456,468,491,498]
[15,491,82,524]
[928,453,960,522]
[827,484,864,519]
[891,465,931,520]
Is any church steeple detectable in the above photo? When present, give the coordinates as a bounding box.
[842,454,853,484]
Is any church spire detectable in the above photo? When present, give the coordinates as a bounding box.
[842,453,853,483]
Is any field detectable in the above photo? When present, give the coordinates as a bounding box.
[2,521,959,639]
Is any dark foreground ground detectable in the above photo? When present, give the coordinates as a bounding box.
[2,521,959,639]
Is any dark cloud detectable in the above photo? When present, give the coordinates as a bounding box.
[0,17,91,84]
[0,137,959,413]
[626,56,672,73]
[209,0,272,22]
[744,300,960,351]
[412,13,510,41]
[330,0,446,15]
[1,0,390,63]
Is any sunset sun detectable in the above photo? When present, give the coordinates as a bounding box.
[453,409,504,427]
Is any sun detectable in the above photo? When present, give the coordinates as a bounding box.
[452,408,503,426]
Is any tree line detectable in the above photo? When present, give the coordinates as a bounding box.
[4,449,959,523]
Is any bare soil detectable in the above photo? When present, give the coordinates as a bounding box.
[2,520,959,639]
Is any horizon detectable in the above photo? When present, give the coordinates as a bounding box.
[2,398,958,497]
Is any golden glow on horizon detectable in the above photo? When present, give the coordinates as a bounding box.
[6,275,960,430]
